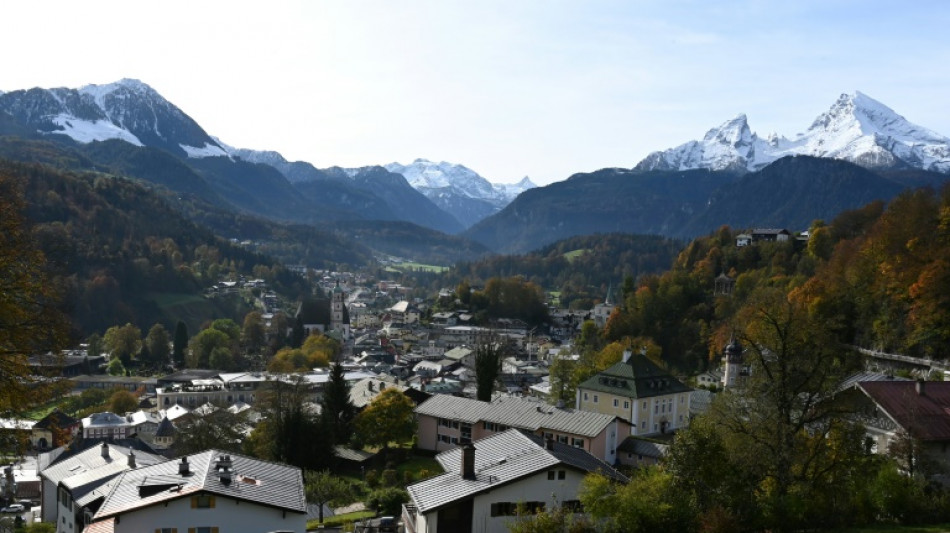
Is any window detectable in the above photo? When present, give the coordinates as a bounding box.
[192,494,215,509]
[623,401,629,409]
[548,471,555,480]
[680,395,684,404]
[571,438,584,448]
[558,470,566,480]
[641,421,646,429]
[460,423,472,443]
[583,392,588,401]
[593,395,598,403]
[558,435,568,444]
[642,401,647,410]
[157,529,178,533]
[191,528,218,533]
[612,399,618,407]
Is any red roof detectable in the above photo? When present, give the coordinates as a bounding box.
[859,381,950,441]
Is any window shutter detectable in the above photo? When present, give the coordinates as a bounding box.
[188,529,196,533]
[211,528,219,533]
[155,529,160,533]
[209,496,216,508]
[190,496,197,508]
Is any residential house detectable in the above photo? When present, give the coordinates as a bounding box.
[81,412,136,440]
[848,379,950,471]
[751,228,791,242]
[39,441,164,525]
[404,429,627,533]
[576,349,692,437]
[444,346,475,368]
[414,394,628,463]
[31,411,80,450]
[83,450,307,533]
[616,436,669,468]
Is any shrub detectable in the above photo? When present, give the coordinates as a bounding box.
[365,487,409,516]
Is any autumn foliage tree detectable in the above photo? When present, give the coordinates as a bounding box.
[0,170,69,415]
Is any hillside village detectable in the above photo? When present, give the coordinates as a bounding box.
[5,224,950,533]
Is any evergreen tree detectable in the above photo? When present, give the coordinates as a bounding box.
[173,321,188,368]
[474,341,502,402]
[291,315,305,348]
[321,362,356,445]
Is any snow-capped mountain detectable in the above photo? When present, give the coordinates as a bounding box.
[384,158,536,227]
[0,78,226,158]
[635,91,950,174]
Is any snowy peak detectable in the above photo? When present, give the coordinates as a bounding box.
[635,91,950,174]
[0,79,225,158]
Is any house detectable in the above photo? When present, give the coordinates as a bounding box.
[848,379,950,471]
[404,429,627,533]
[751,228,791,242]
[616,436,669,468]
[576,349,691,437]
[38,441,165,525]
[736,233,752,247]
[414,394,629,463]
[31,411,80,450]
[443,346,475,367]
[83,450,307,533]
[81,412,136,440]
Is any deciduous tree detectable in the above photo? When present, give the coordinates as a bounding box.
[355,388,415,450]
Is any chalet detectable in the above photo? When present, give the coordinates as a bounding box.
[404,429,627,533]
[31,411,80,450]
[751,228,791,242]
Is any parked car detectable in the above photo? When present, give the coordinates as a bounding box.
[378,516,397,532]
[1,503,24,513]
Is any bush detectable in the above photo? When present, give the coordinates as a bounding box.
[365,487,409,516]
[364,469,379,488]
[380,469,398,487]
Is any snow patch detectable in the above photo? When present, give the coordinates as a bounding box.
[180,142,229,158]
[46,114,143,146]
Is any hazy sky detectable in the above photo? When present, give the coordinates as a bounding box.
[3,1,949,185]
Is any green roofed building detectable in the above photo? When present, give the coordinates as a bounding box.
[576,349,691,437]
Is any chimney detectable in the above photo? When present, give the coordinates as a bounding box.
[101,442,110,459]
[127,450,136,469]
[216,455,233,485]
[916,379,926,396]
[622,349,632,363]
[179,456,190,476]
[545,435,555,451]
[461,443,476,480]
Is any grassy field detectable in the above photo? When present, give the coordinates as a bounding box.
[307,510,375,530]
[563,248,590,262]
[385,261,449,273]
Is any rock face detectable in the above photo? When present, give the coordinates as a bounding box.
[635,91,950,174]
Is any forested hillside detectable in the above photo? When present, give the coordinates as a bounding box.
[599,184,950,373]
[441,233,685,309]
[2,159,312,336]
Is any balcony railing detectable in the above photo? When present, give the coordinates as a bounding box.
[402,503,418,533]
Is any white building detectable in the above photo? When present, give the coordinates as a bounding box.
[81,412,135,440]
[83,450,307,533]
[404,429,627,533]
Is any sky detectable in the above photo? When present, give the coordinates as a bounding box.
[2,1,950,186]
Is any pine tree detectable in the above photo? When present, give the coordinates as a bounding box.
[321,362,356,445]
[173,321,188,369]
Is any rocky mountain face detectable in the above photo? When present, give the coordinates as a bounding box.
[465,156,949,254]
[0,78,226,158]
[384,158,537,228]
[635,91,950,174]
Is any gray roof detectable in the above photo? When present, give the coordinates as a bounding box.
[408,429,626,514]
[414,394,619,438]
[349,378,408,409]
[93,449,306,519]
[41,443,165,487]
[617,436,669,458]
[577,353,691,399]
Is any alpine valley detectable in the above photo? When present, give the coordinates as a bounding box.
[1,79,949,260]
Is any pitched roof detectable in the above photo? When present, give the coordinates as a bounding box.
[41,443,165,487]
[578,353,691,399]
[155,417,176,437]
[414,394,619,437]
[93,449,306,519]
[858,381,950,441]
[617,436,669,458]
[408,429,626,513]
[34,410,79,430]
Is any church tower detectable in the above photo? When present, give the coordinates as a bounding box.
[331,281,349,339]
[721,338,745,389]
